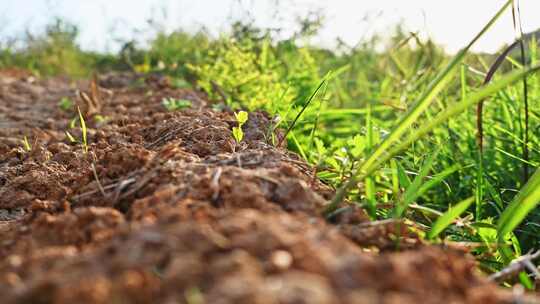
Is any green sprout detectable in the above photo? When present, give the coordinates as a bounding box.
[65,109,90,148]
[77,106,88,153]
[162,97,192,111]
[21,136,32,152]
[58,97,73,111]
[232,111,248,143]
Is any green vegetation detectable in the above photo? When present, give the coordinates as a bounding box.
[427,197,475,239]
[77,106,88,153]
[2,0,540,286]
[0,19,121,77]
[232,111,249,144]
[162,97,192,111]
[64,107,89,152]
[58,97,74,111]
[21,136,32,152]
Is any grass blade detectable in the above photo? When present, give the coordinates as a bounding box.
[497,167,540,239]
[427,197,475,239]
[77,106,88,153]
[395,149,440,217]
[326,62,540,215]
[365,102,377,217]
[476,40,521,150]
[278,73,330,148]
[362,64,540,181]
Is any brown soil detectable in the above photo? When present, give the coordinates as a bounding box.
[0,70,535,304]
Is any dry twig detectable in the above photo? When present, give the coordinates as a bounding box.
[488,250,540,283]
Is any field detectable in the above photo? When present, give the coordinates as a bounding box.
[1,0,540,302]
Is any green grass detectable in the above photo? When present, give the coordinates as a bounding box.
[427,196,475,239]
[2,0,540,287]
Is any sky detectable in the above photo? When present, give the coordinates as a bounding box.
[1,0,540,53]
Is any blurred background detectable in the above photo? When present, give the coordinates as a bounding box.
[2,0,540,54]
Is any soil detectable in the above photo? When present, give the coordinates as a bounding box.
[0,69,536,304]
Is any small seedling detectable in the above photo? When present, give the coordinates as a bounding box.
[232,111,248,143]
[21,136,32,152]
[77,106,88,153]
[58,97,73,111]
[162,97,192,111]
[65,110,92,148]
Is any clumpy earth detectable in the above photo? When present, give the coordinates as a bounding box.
[0,69,536,303]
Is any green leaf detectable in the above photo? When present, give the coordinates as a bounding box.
[427,197,475,239]
[396,160,411,189]
[365,176,377,218]
[232,127,244,143]
[364,102,377,217]
[235,111,249,125]
[497,167,540,240]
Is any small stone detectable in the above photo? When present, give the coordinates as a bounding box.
[271,250,293,270]
[7,255,22,267]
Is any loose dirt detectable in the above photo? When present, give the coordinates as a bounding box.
[0,70,535,303]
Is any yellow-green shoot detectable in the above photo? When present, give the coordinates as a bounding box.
[232,111,248,143]
[21,136,32,152]
[77,106,88,153]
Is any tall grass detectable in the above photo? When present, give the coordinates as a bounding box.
[328,0,514,212]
